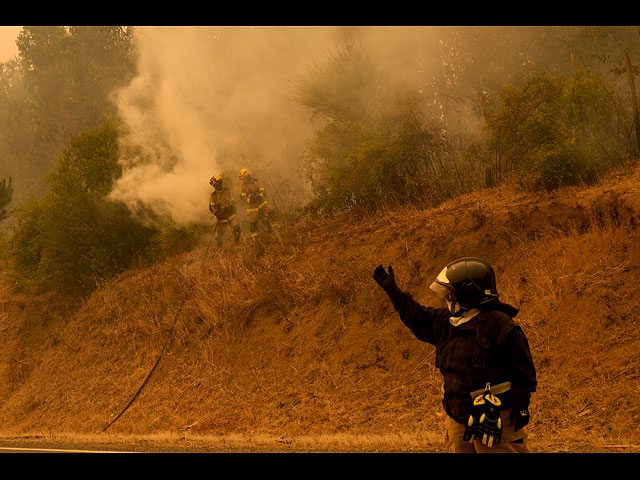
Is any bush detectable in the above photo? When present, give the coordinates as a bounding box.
[9,118,156,293]
[523,140,599,192]
[149,218,209,260]
[296,41,459,215]
[478,71,626,191]
[302,98,453,214]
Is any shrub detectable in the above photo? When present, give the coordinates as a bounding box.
[9,118,156,293]
[478,71,626,191]
[302,98,453,214]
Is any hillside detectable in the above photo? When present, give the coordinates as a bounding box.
[0,164,639,453]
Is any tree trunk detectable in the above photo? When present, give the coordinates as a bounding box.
[624,50,640,156]
[479,88,488,123]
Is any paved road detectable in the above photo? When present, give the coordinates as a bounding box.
[0,446,136,453]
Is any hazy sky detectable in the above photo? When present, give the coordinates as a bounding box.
[0,26,20,62]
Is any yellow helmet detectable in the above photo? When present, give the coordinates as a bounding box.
[239,168,251,179]
[209,175,222,186]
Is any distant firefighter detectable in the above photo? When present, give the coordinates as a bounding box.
[238,168,279,239]
[209,175,240,247]
[373,257,537,453]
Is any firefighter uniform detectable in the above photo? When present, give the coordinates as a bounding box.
[238,169,279,239]
[209,176,240,247]
[374,259,537,453]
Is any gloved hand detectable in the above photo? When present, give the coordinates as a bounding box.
[464,385,503,448]
[477,401,503,448]
[510,408,530,431]
[373,265,396,291]
[463,402,481,443]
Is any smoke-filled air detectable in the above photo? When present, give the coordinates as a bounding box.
[1,25,640,453]
[110,27,341,225]
[1,26,639,295]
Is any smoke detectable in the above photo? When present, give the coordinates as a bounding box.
[109,27,477,226]
[110,26,340,226]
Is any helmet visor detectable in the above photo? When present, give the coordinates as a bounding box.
[429,266,451,295]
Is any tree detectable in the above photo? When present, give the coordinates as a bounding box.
[0,176,13,221]
[296,40,455,214]
[9,118,156,293]
[0,26,136,203]
[554,26,640,156]
[475,71,626,191]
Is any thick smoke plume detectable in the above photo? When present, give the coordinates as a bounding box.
[109,26,341,225]
[108,27,462,226]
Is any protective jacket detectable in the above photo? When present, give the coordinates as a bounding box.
[384,284,537,423]
[240,176,266,207]
[209,187,235,220]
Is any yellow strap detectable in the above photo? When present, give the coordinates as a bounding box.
[247,208,259,212]
[470,381,511,399]
[258,200,267,209]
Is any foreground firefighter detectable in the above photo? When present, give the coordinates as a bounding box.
[373,257,537,453]
[209,175,240,247]
[238,168,279,239]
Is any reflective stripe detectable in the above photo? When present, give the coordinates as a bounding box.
[258,201,267,209]
[250,232,259,238]
[218,219,228,224]
[247,208,259,212]
[470,381,512,399]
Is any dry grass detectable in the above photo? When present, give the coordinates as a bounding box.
[1,164,640,452]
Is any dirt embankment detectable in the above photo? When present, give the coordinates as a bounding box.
[0,165,639,453]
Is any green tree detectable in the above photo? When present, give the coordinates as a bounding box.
[297,40,454,214]
[9,118,156,293]
[476,71,626,191]
[0,26,135,204]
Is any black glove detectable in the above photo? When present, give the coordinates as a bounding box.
[477,403,503,447]
[464,385,503,448]
[510,408,530,431]
[373,265,396,291]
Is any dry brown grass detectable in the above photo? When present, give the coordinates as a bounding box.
[1,164,640,452]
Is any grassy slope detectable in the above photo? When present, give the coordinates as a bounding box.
[0,164,639,452]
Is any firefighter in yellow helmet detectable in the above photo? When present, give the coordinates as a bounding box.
[238,168,279,239]
[209,175,240,247]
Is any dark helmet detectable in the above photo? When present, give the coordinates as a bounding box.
[430,257,499,314]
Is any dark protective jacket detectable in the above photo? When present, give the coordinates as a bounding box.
[384,285,537,423]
